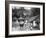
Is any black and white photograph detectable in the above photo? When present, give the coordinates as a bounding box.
[5,1,45,37]
[12,7,40,31]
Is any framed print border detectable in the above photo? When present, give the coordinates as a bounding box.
[5,1,45,37]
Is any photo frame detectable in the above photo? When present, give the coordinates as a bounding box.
[5,1,45,37]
